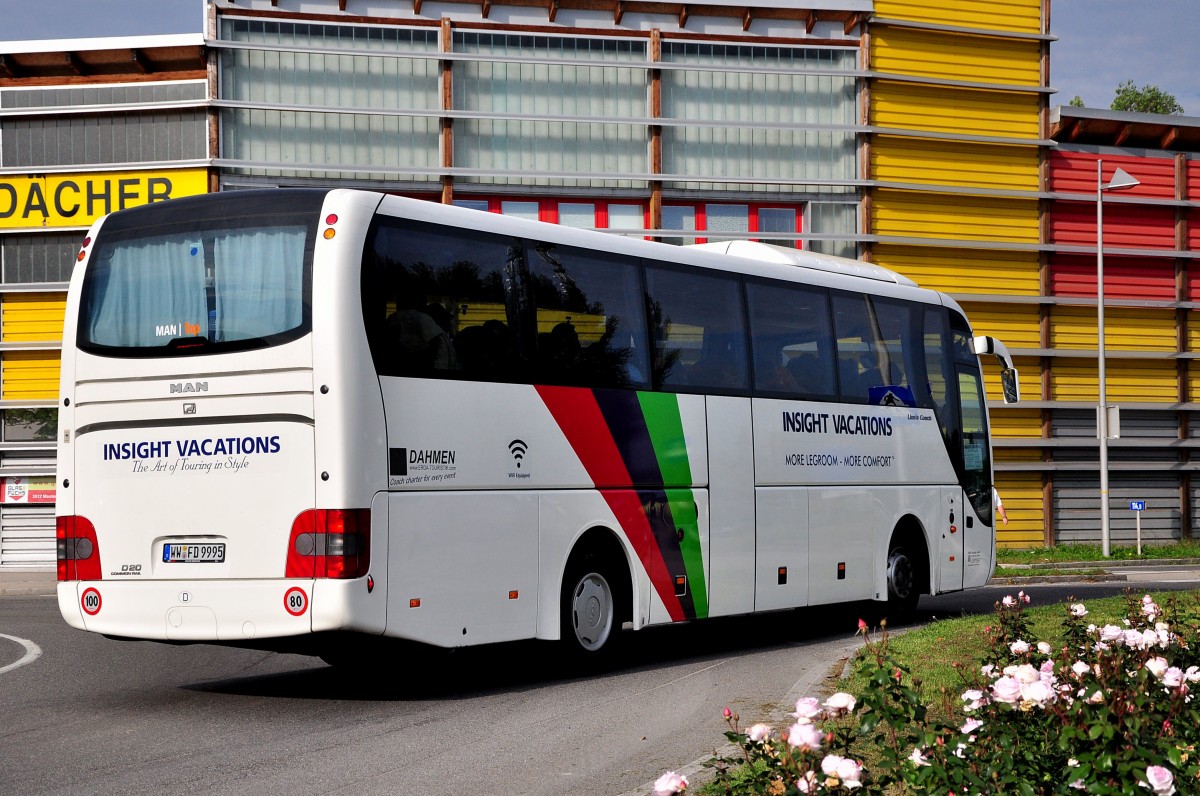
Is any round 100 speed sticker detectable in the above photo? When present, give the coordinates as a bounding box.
[81,587,102,616]
[283,586,308,616]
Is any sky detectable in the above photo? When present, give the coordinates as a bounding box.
[2,0,1198,117]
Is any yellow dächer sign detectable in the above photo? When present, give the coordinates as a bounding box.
[0,168,208,229]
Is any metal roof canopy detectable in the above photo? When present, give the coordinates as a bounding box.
[1051,105,1200,153]
[0,34,205,81]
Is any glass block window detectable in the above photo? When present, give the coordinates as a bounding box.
[660,42,857,192]
[1,233,79,284]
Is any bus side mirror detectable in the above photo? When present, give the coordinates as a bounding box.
[972,335,1020,405]
[1000,367,1019,405]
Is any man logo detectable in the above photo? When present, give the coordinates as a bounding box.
[170,381,208,394]
[507,439,528,469]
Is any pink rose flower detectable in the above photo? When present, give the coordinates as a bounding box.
[823,692,856,717]
[653,771,688,796]
[991,675,1022,704]
[746,723,772,742]
[1141,765,1175,796]
[787,721,824,751]
[791,697,823,721]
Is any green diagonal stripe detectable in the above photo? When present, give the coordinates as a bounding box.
[637,392,707,619]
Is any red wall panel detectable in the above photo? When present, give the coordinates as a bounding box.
[1047,202,1177,249]
[1048,151,1177,199]
[1049,255,1176,300]
[1188,161,1200,202]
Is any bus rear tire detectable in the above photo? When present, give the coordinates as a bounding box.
[886,543,921,617]
[561,555,624,663]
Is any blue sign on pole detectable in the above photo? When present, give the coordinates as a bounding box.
[1130,501,1146,512]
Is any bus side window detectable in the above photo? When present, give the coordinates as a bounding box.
[364,219,515,381]
[645,266,747,394]
[525,242,649,389]
[745,280,835,399]
[832,293,874,403]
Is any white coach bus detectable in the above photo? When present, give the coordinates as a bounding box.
[56,189,1018,663]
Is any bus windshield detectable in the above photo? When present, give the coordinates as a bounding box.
[78,190,325,357]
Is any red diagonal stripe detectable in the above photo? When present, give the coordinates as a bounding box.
[537,385,684,622]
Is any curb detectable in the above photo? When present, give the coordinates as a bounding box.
[1001,558,1200,571]
[989,573,1127,586]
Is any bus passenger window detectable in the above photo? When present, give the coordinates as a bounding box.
[645,266,747,394]
[363,219,517,381]
[525,242,649,389]
[745,280,835,399]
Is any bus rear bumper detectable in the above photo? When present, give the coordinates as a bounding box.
[57,579,373,642]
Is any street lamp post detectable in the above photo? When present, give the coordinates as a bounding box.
[1097,160,1140,557]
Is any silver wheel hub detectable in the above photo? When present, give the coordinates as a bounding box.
[571,572,613,652]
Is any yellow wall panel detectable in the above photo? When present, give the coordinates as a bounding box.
[2,293,67,342]
[989,408,1042,438]
[1051,360,1178,402]
[871,136,1039,192]
[872,82,1042,139]
[961,304,1040,348]
[873,190,1039,243]
[874,0,1042,34]
[995,448,1041,461]
[1050,307,1177,352]
[984,355,1038,404]
[2,351,62,400]
[872,26,1042,86]
[995,471,1045,549]
[1189,362,1200,403]
[872,245,1039,295]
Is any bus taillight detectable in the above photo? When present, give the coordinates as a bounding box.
[286,509,371,579]
[56,515,101,581]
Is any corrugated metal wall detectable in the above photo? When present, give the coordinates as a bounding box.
[867,0,1049,549]
[871,246,1040,295]
[875,0,1042,33]
[1055,475,1181,546]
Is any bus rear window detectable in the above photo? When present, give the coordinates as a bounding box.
[78,191,324,356]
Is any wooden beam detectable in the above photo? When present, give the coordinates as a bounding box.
[1161,126,1179,149]
[339,0,348,10]
[1113,121,1133,147]
[64,52,84,76]
[548,0,558,23]
[844,12,864,35]
[129,49,150,74]
[614,1,624,25]
[742,8,752,31]
[414,0,423,14]
[804,11,816,34]
[481,0,491,17]
[678,4,688,28]
[0,55,19,79]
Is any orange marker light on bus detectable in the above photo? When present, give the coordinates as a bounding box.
[323,228,336,240]
[508,590,519,600]
[409,598,421,608]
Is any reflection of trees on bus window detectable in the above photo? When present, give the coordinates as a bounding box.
[645,266,747,393]
[745,280,836,399]
[363,218,649,388]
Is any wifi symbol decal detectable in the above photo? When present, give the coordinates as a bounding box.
[508,439,528,469]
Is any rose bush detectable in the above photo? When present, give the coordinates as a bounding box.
[660,591,1200,795]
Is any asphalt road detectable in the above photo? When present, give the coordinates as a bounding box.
[2,577,1196,796]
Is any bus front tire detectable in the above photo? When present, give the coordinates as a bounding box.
[886,544,921,616]
[561,558,623,662]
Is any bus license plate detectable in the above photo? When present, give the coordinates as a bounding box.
[163,543,226,563]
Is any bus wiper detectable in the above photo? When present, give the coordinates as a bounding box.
[166,336,210,350]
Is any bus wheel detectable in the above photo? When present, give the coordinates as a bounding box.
[561,558,621,660]
[886,543,920,615]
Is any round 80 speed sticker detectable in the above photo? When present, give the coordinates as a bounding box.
[81,587,102,616]
[283,587,308,616]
